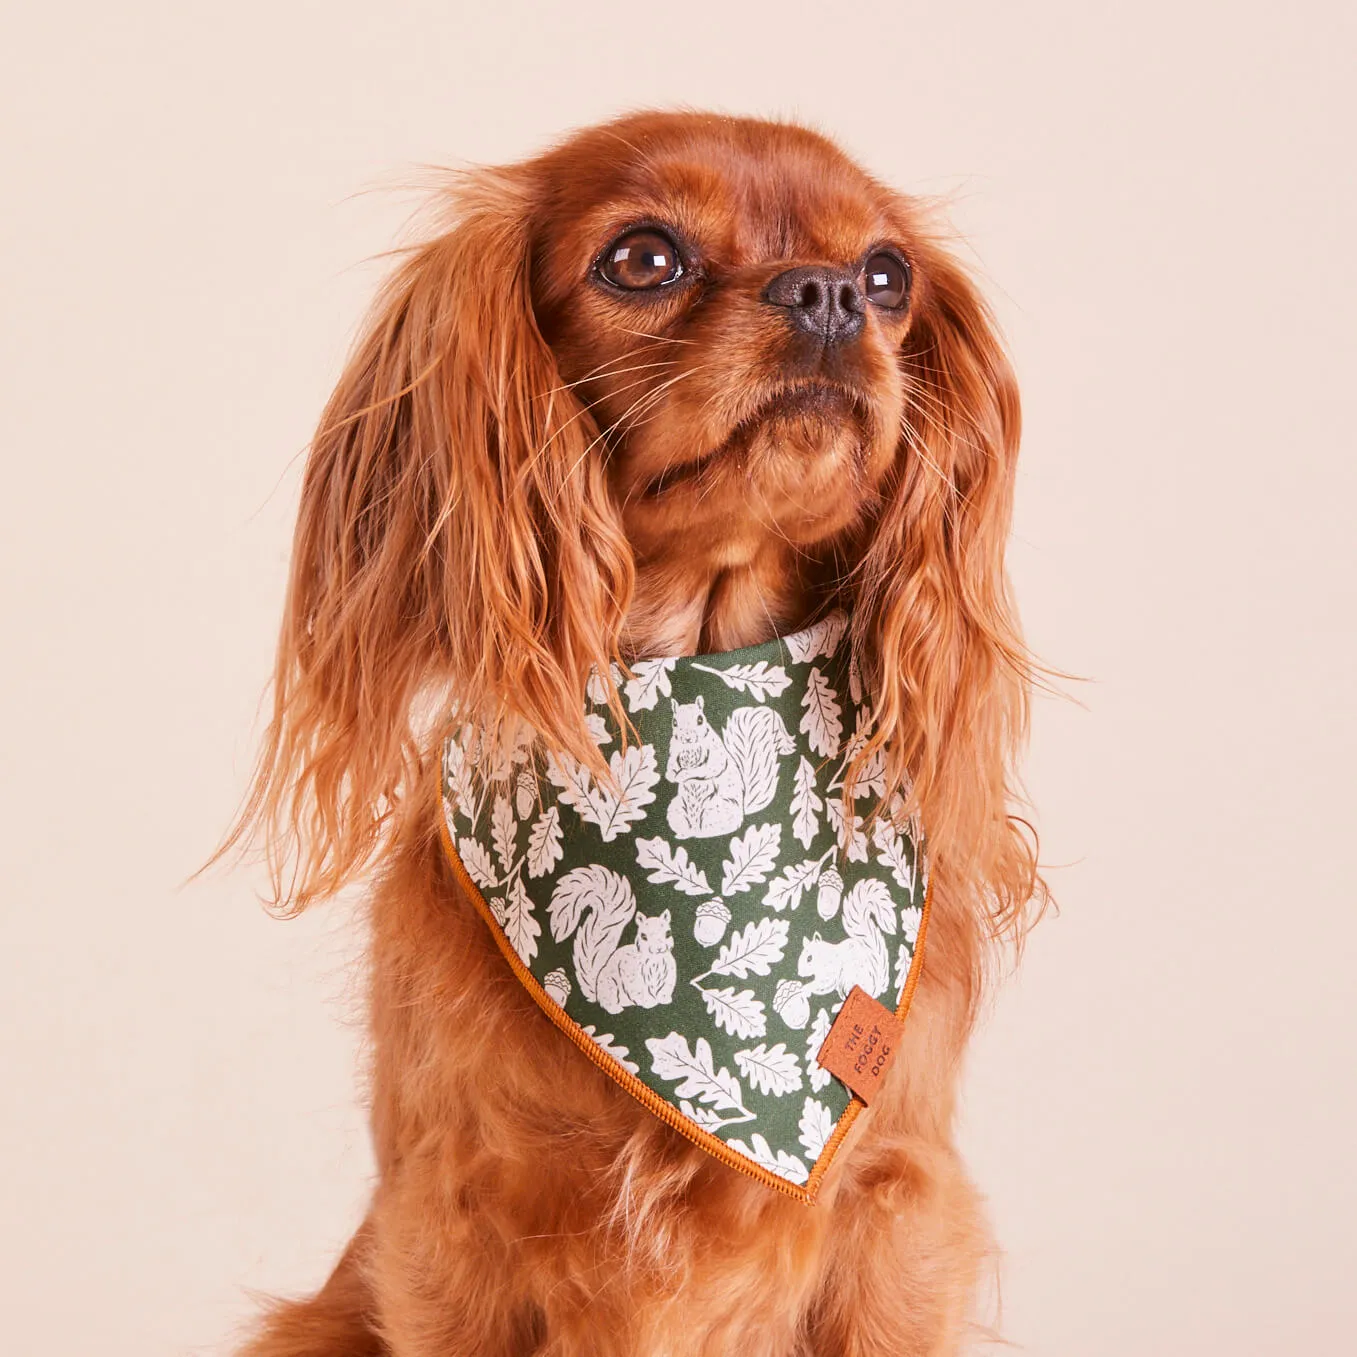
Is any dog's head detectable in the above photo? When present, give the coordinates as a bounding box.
[528,117,918,650]
[243,112,1037,930]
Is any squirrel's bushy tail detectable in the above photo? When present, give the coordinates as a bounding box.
[725,706,796,815]
[841,878,898,996]
[547,865,638,1002]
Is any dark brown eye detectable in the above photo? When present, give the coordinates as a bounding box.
[598,229,683,291]
[862,251,911,310]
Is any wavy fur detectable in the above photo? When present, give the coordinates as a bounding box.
[228,111,1043,1356]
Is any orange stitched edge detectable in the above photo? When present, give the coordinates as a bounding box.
[439,809,933,1206]
[803,868,933,1197]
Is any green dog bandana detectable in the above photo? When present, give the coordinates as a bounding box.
[440,611,929,1202]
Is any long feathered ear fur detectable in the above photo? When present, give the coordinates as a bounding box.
[850,237,1044,942]
[228,168,633,912]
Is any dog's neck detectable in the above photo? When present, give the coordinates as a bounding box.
[621,542,822,659]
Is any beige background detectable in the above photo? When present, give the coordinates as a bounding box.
[3,2,1354,1353]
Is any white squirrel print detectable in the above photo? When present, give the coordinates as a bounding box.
[796,878,897,999]
[665,696,795,838]
[595,910,678,1014]
[547,865,677,1014]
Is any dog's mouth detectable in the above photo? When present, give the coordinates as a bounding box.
[640,381,869,499]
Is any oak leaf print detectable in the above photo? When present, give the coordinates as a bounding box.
[580,1025,640,1075]
[872,819,915,891]
[895,943,913,994]
[826,798,868,862]
[634,837,713,896]
[784,611,848,665]
[720,823,782,895]
[544,752,600,825]
[708,917,790,979]
[491,794,517,875]
[801,667,843,758]
[679,1098,734,1133]
[546,745,660,841]
[700,986,768,1040]
[726,1133,809,1185]
[457,836,498,890]
[798,1097,833,1160]
[442,728,479,823]
[586,664,620,706]
[591,744,660,840]
[734,1042,803,1097]
[805,1007,833,1092]
[762,856,826,912]
[624,658,675,712]
[790,757,822,849]
[845,741,885,802]
[691,660,792,702]
[646,1033,748,1115]
[840,704,871,764]
[584,712,613,746]
[525,805,563,879]
[502,876,539,965]
[901,904,923,945]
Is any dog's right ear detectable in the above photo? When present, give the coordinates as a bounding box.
[228,167,633,912]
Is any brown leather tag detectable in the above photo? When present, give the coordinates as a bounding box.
[816,986,904,1104]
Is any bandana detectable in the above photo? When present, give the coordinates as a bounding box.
[439,611,929,1203]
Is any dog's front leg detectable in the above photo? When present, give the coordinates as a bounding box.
[805,1144,988,1357]
[365,1167,551,1357]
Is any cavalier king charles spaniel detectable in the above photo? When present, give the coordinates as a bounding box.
[232,110,1041,1357]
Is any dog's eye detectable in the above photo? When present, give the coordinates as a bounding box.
[598,229,683,291]
[862,251,911,310]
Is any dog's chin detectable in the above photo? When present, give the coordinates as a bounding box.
[638,384,871,499]
[713,382,867,467]
[619,391,882,554]
[739,417,873,542]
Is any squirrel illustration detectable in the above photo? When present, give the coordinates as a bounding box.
[665,696,795,838]
[595,910,677,1014]
[549,867,677,1014]
[796,879,897,999]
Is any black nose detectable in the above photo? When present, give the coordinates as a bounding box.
[763,265,865,345]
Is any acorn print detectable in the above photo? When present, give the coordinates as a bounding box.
[816,867,844,920]
[692,899,731,947]
[773,978,811,1030]
[515,766,536,821]
[543,968,571,1008]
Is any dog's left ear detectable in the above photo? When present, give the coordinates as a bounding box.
[849,238,1039,936]
[228,167,633,911]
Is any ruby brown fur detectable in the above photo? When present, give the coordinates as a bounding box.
[227,110,1044,1356]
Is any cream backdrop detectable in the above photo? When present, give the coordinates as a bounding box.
[3,2,1353,1353]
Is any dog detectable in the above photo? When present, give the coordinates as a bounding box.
[231,109,1041,1357]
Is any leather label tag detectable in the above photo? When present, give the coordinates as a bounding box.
[815,985,904,1104]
